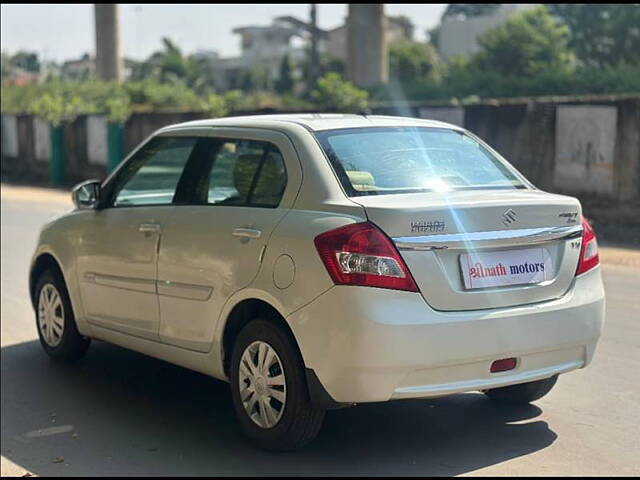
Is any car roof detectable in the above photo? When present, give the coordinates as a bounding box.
[159,113,462,133]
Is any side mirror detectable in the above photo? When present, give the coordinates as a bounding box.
[72,179,101,210]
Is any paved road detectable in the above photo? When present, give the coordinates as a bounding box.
[1,185,639,476]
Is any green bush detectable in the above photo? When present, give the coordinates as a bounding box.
[1,63,638,121]
[29,92,94,126]
[203,93,227,118]
[123,81,203,109]
[389,40,441,86]
[311,73,369,112]
[1,84,39,114]
[1,81,128,123]
[105,95,132,124]
[438,61,640,99]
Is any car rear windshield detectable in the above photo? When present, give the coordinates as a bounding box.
[314,127,527,196]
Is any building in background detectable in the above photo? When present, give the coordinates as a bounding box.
[438,4,537,61]
[203,13,414,91]
[60,53,95,81]
[203,20,305,91]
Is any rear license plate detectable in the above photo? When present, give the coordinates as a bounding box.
[459,247,553,289]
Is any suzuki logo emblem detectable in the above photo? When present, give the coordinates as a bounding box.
[502,209,517,226]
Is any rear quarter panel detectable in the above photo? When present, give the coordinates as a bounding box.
[212,124,368,377]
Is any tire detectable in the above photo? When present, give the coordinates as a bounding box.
[230,318,325,451]
[484,374,558,404]
[34,269,90,362]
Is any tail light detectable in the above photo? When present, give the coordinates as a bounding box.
[576,216,599,275]
[314,222,418,292]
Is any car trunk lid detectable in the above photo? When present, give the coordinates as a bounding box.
[351,189,583,311]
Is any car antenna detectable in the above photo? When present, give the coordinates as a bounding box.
[359,108,372,118]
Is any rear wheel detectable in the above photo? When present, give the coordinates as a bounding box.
[230,319,325,451]
[35,269,90,362]
[484,375,558,404]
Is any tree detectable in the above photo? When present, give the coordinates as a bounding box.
[275,54,294,94]
[154,37,191,82]
[443,4,501,20]
[188,54,219,94]
[389,40,440,86]
[1,51,41,81]
[426,26,441,50]
[238,64,270,92]
[548,4,640,67]
[1,52,13,79]
[474,6,573,77]
[311,73,368,112]
[128,37,213,91]
[9,51,41,73]
[301,49,345,94]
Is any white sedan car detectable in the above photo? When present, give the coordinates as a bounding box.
[29,114,605,450]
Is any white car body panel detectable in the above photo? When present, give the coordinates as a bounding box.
[288,267,604,403]
[155,128,303,352]
[354,189,584,310]
[29,114,605,405]
[76,205,174,341]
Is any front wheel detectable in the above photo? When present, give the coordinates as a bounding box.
[35,269,90,362]
[229,319,325,451]
[484,375,558,404]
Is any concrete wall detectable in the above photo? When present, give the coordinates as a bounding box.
[418,106,465,127]
[86,115,108,166]
[555,105,618,197]
[123,111,207,155]
[385,95,639,202]
[612,99,640,203]
[1,115,18,158]
[1,111,207,185]
[2,96,639,202]
[464,102,557,191]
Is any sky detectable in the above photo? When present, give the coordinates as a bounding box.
[1,3,447,62]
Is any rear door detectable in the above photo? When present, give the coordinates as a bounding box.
[156,129,302,352]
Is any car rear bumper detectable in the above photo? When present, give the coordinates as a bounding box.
[287,266,605,404]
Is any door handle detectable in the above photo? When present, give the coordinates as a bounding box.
[138,223,161,233]
[232,228,262,239]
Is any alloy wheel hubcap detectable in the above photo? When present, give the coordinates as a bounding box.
[38,283,64,347]
[238,340,287,429]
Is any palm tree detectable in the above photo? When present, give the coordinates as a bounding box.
[128,37,213,92]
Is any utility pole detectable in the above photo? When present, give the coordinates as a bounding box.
[94,4,123,82]
[309,3,320,91]
[346,4,388,87]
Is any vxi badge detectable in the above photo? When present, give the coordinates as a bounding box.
[559,212,579,224]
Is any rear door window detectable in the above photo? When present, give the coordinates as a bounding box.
[181,138,287,208]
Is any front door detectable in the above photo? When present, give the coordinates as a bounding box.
[76,136,198,340]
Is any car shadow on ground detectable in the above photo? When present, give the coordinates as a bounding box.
[1,339,557,476]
